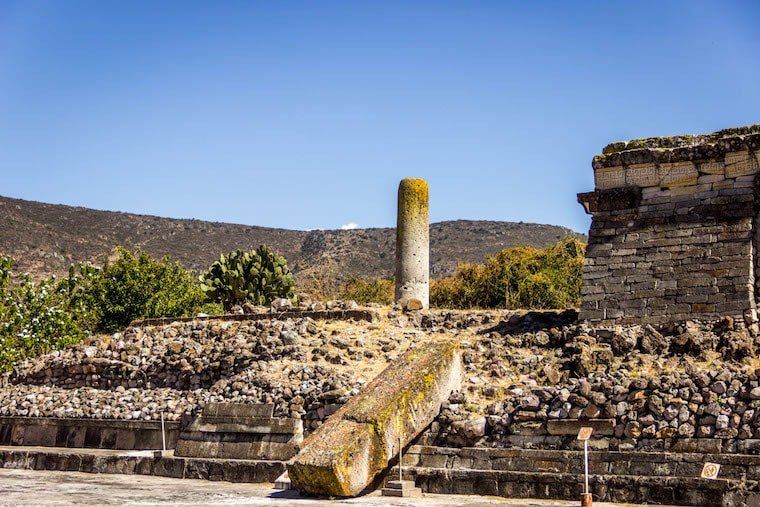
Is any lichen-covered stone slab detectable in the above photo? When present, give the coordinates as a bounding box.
[288,339,461,497]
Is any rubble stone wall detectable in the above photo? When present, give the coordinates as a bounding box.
[578,125,760,325]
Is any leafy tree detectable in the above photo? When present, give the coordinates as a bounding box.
[0,256,90,371]
[77,247,207,333]
[200,245,295,310]
[0,249,213,371]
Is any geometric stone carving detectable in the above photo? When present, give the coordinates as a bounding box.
[625,163,659,187]
[595,166,625,190]
[658,161,697,188]
[698,160,725,175]
[725,150,759,179]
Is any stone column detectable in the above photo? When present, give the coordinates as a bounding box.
[395,178,429,309]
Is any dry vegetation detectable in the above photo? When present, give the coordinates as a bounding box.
[0,195,583,291]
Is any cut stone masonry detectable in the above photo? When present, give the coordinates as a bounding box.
[578,124,760,325]
[174,402,303,461]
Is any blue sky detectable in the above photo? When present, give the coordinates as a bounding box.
[1,1,759,234]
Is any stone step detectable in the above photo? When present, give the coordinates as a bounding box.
[397,465,759,506]
[404,445,760,482]
[0,445,285,483]
[202,402,274,419]
[174,438,299,461]
[274,471,292,490]
[175,409,303,461]
[381,480,422,497]
[193,419,301,434]
[0,416,180,450]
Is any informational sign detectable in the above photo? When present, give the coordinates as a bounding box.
[577,427,593,441]
[701,462,721,480]
[578,426,593,498]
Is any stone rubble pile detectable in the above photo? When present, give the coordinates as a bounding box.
[0,308,492,425]
[434,313,760,450]
[3,307,760,451]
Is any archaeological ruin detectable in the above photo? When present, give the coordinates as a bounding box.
[578,125,760,326]
[395,178,430,310]
[7,134,760,506]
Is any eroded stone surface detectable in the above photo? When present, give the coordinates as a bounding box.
[288,339,461,497]
[395,178,430,309]
[578,124,760,325]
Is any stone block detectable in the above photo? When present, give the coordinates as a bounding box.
[666,438,723,454]
[114,430,136,450]
[698,160,725,175]
[217,441,251,459]
[382,480,422,497]
[698,173,725,185]
[251,440,300,461]
[658,162,698,188]
[595,166,625,190]
[202,402,221,417]
[207,403,274,418]
[288,339,461,497]
[196,418,301,435]
[725,150,759,178]
[546,419,615,436]
[625,163,658,187]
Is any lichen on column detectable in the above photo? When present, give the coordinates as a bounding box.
[395,178,429,308]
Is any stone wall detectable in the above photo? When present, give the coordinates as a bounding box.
[0,417,179,450]
[578,125,760,325]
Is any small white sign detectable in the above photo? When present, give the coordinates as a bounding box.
[701,462,721,480]
[577,427,593,441]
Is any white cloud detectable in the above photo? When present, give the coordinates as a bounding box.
[341,222,359,230]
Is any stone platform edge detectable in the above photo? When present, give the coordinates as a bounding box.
[0,446,285,484]
[130,309,379,327]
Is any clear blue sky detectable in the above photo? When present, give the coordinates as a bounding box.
[2,1,759,234]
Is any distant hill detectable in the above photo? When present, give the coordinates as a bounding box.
[0,195,585,292]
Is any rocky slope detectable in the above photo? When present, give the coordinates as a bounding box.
[0,195,583,287]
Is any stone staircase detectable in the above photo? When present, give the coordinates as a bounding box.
[174,402,302,461]
[391,445,760,506]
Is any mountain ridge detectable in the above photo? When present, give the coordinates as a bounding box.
[0,195,585,291]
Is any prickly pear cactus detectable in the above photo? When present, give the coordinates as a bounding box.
[199,245,295,310]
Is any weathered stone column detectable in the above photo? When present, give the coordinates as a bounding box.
[395,178,429,309]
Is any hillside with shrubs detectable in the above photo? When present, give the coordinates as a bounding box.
[0,195,583,289]
[0,237,585,372]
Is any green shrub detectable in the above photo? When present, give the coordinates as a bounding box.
[199,245,295,310]
[338,277,394,305]
[0,256,90,372]
[76,247,207,333]
[0,249,212,371]
[431,237,585,310]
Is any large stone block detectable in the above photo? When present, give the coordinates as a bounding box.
[288,339,462,497]
[698,160,725,175]
[594,166,625,190]
[625,163,659,187]
[658,162,698,188]
[725,150,759,178]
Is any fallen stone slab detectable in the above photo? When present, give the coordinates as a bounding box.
[288,339,461,497]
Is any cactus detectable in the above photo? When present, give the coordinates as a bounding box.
[199,245,295,310]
